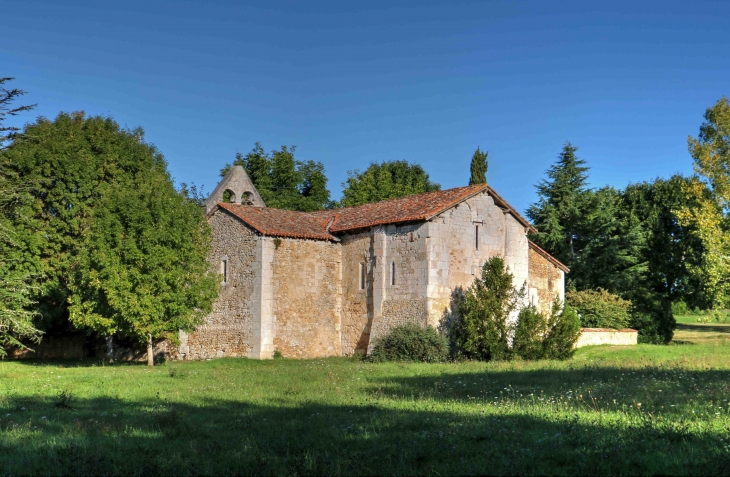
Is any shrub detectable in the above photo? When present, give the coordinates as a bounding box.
[566,288,631,329]
[369,323,449,363]
[451,256,524,361]
[513,305,547,360]
[671,300,690,316]
[513,300,581,361]
[543,301,581,360]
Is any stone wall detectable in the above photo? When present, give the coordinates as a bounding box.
[340,231,373,355]
[527,246,565,316]
[575,328,638,348]
[367,223,430,351]
[181,209,259,360]
[425,191,529,326]
[270,237,343,358]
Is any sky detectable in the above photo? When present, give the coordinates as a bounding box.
[3,0,729,214]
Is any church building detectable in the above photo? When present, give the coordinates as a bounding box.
[176,166,569,360]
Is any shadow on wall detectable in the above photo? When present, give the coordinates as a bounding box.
[2,365,729,475]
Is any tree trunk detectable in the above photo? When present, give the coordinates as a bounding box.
[105,335,114,362]
[147,334,154,367]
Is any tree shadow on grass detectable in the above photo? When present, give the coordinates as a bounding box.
[7,358,149,368]
[676,323,730,334]
[1,388,728,476]
[366,364,730,418]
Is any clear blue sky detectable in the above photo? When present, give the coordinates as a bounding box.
[4,0,729,213]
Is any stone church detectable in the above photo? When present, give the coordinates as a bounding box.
[176,166,569,360]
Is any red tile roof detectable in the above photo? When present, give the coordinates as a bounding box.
[216,203,337,241]
[211,184,537,241]
[528,239,570,273]
[329,184,490,232]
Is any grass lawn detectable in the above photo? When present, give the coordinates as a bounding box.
[1,324,730,476]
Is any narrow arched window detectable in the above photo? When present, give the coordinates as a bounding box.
[475,225,480,250]
[221,258,228,284]
[359,263,366,290]
[391,261,396,286]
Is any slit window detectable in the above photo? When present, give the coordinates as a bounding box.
[475,225,479,250]
[221,259,228,283]
[391,261,396,286]
[359,262,366,290]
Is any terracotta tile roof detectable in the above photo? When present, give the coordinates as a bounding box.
[327,184,488,232]
[215,203,337,241]
[528,239,570,273]
[211,184,537,241]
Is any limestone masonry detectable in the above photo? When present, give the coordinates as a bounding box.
[177,166,570,360]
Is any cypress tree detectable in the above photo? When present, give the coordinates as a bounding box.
[469,147,488,185]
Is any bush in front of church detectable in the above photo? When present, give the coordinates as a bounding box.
[512,300,581,361]
[450,256,523,361]
[369,323,449,363]
[452,256,581,361]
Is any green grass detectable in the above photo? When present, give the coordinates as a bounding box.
[1,325,730,475]
[675,310,730,324]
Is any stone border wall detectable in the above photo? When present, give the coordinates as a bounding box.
[575,328,638,348]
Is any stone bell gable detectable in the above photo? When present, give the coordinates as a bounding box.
[203,165,266,215]
[178,181,570,360]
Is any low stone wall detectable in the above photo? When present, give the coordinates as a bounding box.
[575,328,638,348]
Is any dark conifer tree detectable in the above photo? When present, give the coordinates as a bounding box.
[526,142,590,270]
[469,147,488,185]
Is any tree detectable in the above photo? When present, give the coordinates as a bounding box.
[3,112,218,363]
[339,160,440,207]
[68,163,218,366]
[526,142,590,271]
[0,77,42,357]
[469,147,488,185]
[451,256,524,361]
[677,97,730,310]
[1,77,36,149]
[570,186,647,293]
[221,143,331,211]
[451,256,580,361]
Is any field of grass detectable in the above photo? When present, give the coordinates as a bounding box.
[675,309,730,324]
[1,324,730,475]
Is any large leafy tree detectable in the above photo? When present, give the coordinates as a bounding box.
[469,147,488,185]
[0,77,42,356]
[526,142,590,271]
[4,112,218,363]
[69,162,217,366]
[339,160,440,207]
[221,142,331,211]
[677,97,730,310]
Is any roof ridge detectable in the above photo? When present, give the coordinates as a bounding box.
[333,183,487,213]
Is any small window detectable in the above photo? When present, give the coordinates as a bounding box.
[391,261,396,286]
[359,262,366,290]
[221,259,228,283]
[475,225,479,250]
